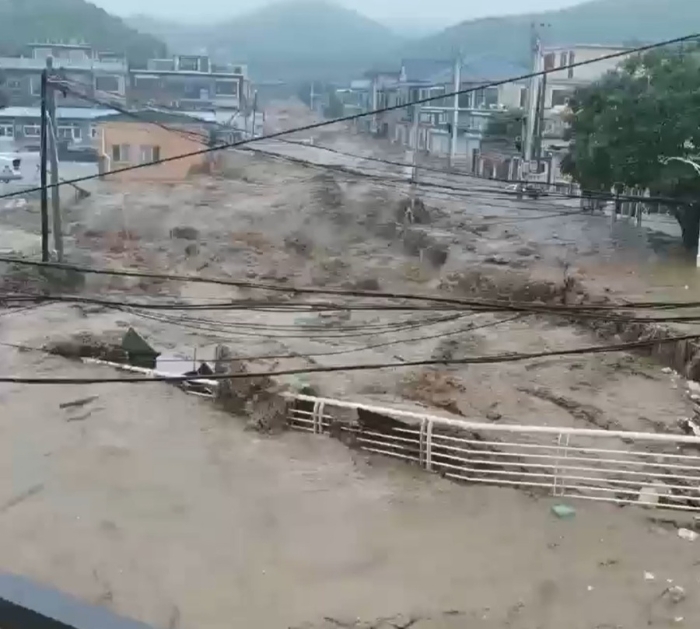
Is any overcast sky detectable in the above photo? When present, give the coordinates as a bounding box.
[93,0,586,25]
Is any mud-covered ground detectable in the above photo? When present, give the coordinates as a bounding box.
[1,102,700,628]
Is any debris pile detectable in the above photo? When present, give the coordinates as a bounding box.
[213,344,288,433]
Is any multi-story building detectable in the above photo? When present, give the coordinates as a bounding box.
[0,106,112,152]
[539,44,633,110]
[128,55,250,112]
[0,42,127,109]
[371,56,528,170]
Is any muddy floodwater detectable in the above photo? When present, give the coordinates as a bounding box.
[1,103,700,628]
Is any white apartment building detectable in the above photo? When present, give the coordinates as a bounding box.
[540,44,633,109]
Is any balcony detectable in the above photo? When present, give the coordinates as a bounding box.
[0,56,127,72]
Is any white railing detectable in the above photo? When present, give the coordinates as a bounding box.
[286,394,700,512]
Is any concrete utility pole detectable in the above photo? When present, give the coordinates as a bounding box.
[39,67,50,263]
[410,103,421,182]
[47,112,63,261]
[309,82,315,113]
[370,77,378,135]
[523,23,541,170]
[449,53,461,168]
[45,57,63,262]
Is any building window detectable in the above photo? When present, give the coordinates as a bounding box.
[30,76,41,96]
[23,125,41,137]
[543,53,555,71]
[0,124,14,137]
[551,89,572,107]
[568,51,576,78]
[57,126,81,140]
[32,47,51,60]
[139,145,161,164]
[178,56,199,72]
[559,52,567,68]
[519,87,528,108]
[112,144,131,163]
[484,87,499,106]
[215,80,237,95]
[90,125,98,139]
[6,79,22,90]
[95,75,120,93]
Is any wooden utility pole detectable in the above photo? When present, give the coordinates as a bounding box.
[39,67,50,262]
[45,57,63,261]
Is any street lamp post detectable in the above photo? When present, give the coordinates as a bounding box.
[659,156,700,267]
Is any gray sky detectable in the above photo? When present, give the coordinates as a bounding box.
[94,0,586,25]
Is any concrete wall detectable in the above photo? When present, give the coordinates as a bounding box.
[98,122,213,182]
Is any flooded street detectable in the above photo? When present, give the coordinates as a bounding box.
[1,340,700,629]
[1,102,700,627]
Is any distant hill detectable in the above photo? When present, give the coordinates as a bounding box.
[128,0,405,81]
[410,0,700,65]
[0,0,167,64]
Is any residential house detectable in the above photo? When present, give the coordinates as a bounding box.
[0,106,112,152]
[128,56,251,113]
[94,110,220,182]
[522,44,631,185]
[539,44,633,111]
[0,42,128,109]
[374,56,528,170]
[337,80,371,119]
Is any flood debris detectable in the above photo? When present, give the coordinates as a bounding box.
[47,328,160,370]
[213,344,288,433]
[551,504,576,519]
[677,528,698,542]
[59,395,99,410]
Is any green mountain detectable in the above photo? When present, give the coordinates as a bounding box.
[128,0,404,81]
[411,0,700,65]
[0,0,167,64]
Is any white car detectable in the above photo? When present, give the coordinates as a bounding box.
[0,155,22,183]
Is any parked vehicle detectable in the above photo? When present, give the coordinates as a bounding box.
[505,182,549,199]
[0,154,22,183]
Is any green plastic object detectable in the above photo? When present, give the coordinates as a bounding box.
[551,504,576,519]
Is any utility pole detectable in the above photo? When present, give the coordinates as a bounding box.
[523,23,541,170]
[39,67,50,263]
[250,90,258,138]
[369,77,378,135]
[449,52,461,168]
[409,103,421,205]
[45,57,63,261]
[309,82,315,113]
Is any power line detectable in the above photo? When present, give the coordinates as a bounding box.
[1,33,696,202]
[7,257,700,317]
[42,72,695,232]
[0,314,520,364]
[2,331,697,384]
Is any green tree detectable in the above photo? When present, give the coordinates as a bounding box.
[562,46,700,249]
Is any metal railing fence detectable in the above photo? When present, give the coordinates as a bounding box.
[287,394,700,512]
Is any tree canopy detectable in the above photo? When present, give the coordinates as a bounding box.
[562,45,700,248]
